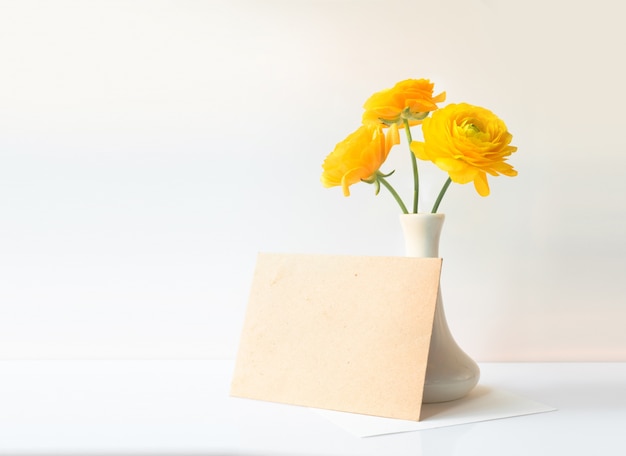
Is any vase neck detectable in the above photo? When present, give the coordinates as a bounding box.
[399,213,445,258]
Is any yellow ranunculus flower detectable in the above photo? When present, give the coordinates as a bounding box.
[321,123,400,196]
[410,103,517,197]
[362,79,446,127]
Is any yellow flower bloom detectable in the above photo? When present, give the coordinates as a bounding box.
[362,79,446,127]
[321,123,400,196]
[410,103,517,196]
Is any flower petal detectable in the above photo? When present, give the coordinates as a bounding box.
[473,172,490,196]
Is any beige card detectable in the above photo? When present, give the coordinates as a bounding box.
[230,252,442,421]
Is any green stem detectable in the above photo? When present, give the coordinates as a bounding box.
[431,177,452,213]
[403,119,418,213]
[377,174,408,214]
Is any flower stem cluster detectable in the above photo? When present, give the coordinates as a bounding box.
[321,78,518,214]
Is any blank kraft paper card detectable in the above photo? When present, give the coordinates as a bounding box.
[231,253,442,421]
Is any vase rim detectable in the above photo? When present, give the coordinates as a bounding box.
[399,212,445,217]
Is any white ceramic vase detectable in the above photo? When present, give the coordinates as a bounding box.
[400,213,480,403]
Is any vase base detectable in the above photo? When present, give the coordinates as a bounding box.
[422,369,480,403]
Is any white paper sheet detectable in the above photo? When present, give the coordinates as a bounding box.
[314,385,556,437]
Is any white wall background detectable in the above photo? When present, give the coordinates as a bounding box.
[1,0,625,361]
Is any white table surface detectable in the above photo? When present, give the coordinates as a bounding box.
[0,360,624,455]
